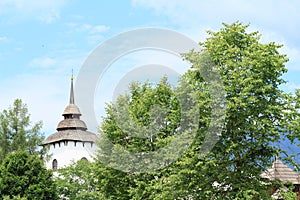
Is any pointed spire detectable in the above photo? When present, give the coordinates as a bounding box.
[70,70,75,104]
[62,70,82,116]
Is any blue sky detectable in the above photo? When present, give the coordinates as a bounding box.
[0,0,299,136]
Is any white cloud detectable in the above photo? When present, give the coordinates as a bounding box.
[0,0,66,23]
[66,23,110,45]
[132,0,299,23]
[131,0,300,40]
[90,25,110,34]
[67,23,110,34]
[0,0,65,13]
[30,56,83,70]
[87,35,105,45]
[38,9,61,24]
[30,57,57,68]
[28,48,88,70]
[132,0,300,88]
[80,24,93,32]
[0,36,9,42]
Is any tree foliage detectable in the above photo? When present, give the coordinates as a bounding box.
[55,22,298,199]
[283,89,300,166]
[0,99,44,162]
[95,22,295,199]
[0,151,57,199]
[101,77,181,153]
[95,77,185,199]
[147,21,291,199]
[55,159,103,200]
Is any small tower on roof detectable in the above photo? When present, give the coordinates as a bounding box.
[42,75,98,170]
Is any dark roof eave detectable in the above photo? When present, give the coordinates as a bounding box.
[42,138,98,145]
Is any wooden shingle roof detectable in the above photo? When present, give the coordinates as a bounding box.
[42,77,98,145]
[261,159,300,184]
[42,129,98,144]
[63,104,81,116]
[57,118,87,130]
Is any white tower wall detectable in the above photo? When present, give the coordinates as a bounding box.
[45,140,98,169]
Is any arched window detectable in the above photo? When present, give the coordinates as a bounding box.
[52,159,58,171]
[81,157,88,162]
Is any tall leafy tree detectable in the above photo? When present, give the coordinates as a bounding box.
[95,77,186,199]
[198,22,289,198]
[0,151,57,199]
[147,22,291,199]
[93,22,295,199]
[0,99,44,162]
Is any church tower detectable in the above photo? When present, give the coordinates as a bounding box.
[42,76,98,170]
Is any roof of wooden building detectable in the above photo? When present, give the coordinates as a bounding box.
[261,159,300,184]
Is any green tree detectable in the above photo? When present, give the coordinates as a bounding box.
[94,161,134,200]
[94,22,295,199]
[2,195,27,200]
[0,151,57,199]
[0,99,44,162]
[95,77,187,199]
[55,159,103,200]
[283,89,300,167]
[278,182,298,200]
[139,22,291,199]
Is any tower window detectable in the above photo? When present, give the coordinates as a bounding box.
[81,157,88,162]
[52,159,58,171]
